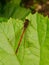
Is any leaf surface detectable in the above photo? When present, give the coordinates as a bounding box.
[0,13,49,65]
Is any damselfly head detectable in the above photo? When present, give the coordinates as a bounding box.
[24,19,29,29]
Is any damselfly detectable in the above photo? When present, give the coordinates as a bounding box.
[16,19,29,54]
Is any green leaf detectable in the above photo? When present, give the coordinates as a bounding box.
[0,13,49,65]
[1,1,30,20]
[11,0,21,5]
[0,17,8,22]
